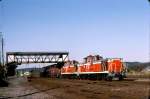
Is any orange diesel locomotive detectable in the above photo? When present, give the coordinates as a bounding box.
[61,55,126,80]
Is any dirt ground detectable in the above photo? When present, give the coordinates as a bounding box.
[0,77,149,99]
[0,77,51,99]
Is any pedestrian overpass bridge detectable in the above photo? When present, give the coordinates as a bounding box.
[6,52,69,76]
[6,52,69,65]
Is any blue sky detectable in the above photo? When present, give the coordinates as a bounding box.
[0,0,149,62]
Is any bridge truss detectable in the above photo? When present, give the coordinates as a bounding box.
[6,52,69,65]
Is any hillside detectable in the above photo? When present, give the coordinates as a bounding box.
[125,62,150,72]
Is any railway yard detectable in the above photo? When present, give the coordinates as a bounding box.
[1,53,149,99]
[1,52,149,99]
[0,76,149,99]
[0,1,150,99]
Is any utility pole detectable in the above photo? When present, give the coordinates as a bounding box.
[0,0,8,86]
[148,0,150,62]
[0,0,3,76]
[0,32,5,78]
[0,33,8,87]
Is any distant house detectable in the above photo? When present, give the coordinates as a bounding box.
[141,66,150,73]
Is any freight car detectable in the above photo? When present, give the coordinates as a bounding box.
[61,55,126,80]
[41,64,61,78]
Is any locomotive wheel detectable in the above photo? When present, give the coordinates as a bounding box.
[105,76,112,81]
[118,75,123,81]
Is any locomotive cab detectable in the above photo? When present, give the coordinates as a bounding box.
[106,58,124,80]
[61,60,79,79]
